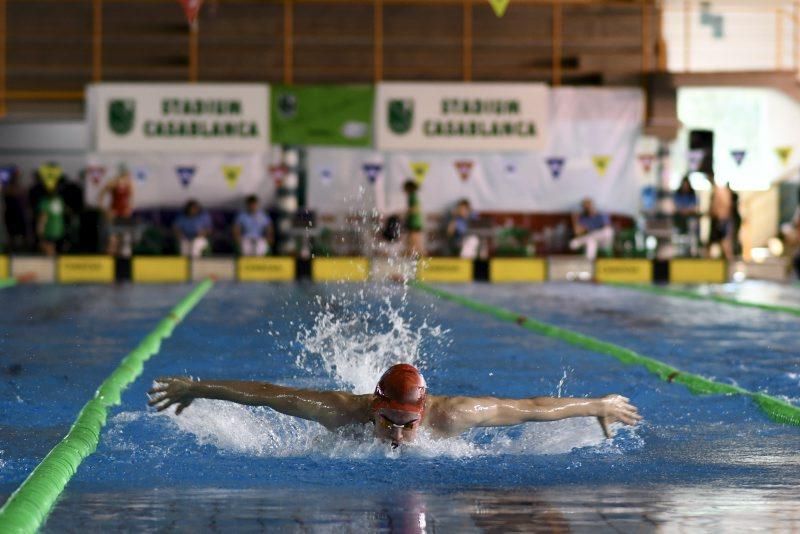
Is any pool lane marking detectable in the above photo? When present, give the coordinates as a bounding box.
[0,278,16,289]
[411,281,800,427]
[604,282,800,318]
[0,279,215,534]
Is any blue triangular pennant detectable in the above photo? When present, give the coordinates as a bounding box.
[730,150,746,167]
[176,166,196,188]
[362,163,382,184]
[134,166,149,182]
[0,165,15,186]
[545,157,565,179]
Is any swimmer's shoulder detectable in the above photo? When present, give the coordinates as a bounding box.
[423,396,476,435]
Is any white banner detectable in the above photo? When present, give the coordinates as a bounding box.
[85,152,274,210]
[376,82,549,152]
[89,83,270,153]
[309,88,643,216]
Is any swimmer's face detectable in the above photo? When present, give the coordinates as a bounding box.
[373,408,421,448]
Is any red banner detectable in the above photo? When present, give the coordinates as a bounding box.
[177,0,204,25]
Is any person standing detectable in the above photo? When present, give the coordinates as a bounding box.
[403,180,425,257]
[36,189,66,256]
[707,173,734,260]
[2,168,30,252]
[98,165,135,256]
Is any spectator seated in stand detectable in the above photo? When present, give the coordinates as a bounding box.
[233,195,274,256]
[569,198,614,260]
[445,199,480,258]
[174,199,212,258]
[673,175,700,256]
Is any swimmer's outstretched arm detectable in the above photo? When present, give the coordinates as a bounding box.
[429,394,641,438]
[148,377,372,430]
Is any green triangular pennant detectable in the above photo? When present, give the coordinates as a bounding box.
[488,0,510,18]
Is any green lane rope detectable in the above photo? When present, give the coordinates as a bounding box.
[411,281,800,427]
[0,279,214,534]
[606,282,800,318]
[0,278,16,290]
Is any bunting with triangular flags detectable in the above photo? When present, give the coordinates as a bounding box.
[85,165,107,187]
[410,161,429,184]
[775,146,793,166]
[591,155,611,177]
[730,150,746,167]
[177,0,205,26]
[545,157,565,179]
[38,163,63,192]
[637,154,656,174]
[222,164,242,190]
[687,149,705,172]
[454,160,474,182]
[175,166,196,188]
[362,162,383,184]
[0,165,17,186]
[488,0,510,17]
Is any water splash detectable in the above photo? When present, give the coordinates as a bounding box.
[294,286,447,394]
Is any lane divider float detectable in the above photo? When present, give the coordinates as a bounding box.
[605,282,800,318]
[0,278,16,289]
[0,279,214,534]
[411,281,800,427]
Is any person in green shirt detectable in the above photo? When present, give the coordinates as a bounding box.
[36,191,66,256]
[403,180,425,257]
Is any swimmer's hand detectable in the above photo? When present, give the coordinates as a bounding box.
[148,377,196,415]
[595,394,642,439]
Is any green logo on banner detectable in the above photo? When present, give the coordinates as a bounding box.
[388,99,414,135]
[108,99,135,136]
[277,93,298,119]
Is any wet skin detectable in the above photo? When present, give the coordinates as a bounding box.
[148,377,641,447]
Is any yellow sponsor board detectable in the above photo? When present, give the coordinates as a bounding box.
[0,255,8,279]
[237,257,296,281]
[57,256,115,283]
[489,258,546,282]
[312,257,369,282]
[417,258,473,282]
[670,259,727,284]
[132,257,189,283]
[595,259,652,283]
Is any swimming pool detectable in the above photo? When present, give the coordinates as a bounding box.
[2,280,799,531]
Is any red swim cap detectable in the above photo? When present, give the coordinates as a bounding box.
[372,364,427,416]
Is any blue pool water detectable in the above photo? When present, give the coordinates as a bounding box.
[2,281,800,531]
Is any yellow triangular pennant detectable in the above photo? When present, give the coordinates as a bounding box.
[592,155,612,177]
[488,0,510,17]
[411,161,430,184]
[775,146,793,166]
[222,165,242,190]
[38,163,63,192]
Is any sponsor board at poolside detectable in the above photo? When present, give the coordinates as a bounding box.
[376,82,549,151]
[91,83,269,152]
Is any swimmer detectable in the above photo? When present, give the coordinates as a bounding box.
[148,364,641,448]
